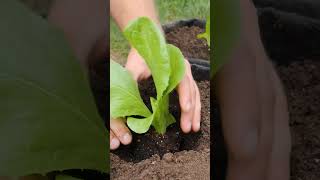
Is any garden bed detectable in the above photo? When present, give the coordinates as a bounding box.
[97,20,211,179]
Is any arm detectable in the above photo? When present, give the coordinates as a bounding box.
[111,0,160,30]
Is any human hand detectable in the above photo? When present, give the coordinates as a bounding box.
[110,48,201,150]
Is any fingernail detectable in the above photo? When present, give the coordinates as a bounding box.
[185,102,191,112]
[111,138,120,149]
[184,120,191,133]
[121,133,132,145]
[194,122,201,132]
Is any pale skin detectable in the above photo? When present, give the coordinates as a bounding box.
[0,0,290,179]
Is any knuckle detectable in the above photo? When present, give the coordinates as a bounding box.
[114,127,127,136]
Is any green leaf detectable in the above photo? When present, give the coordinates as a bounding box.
[110,60,151,118]
[127,115,154,134]
[123,17,170,99]
[197,15,210,46]
[164,44,185,95]
[151,96,175,134]
[0,0,108,176]
[127,96,175,134]
[212,0,241,77]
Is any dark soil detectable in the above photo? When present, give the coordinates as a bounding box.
[112,79,210,163]
[165,26,210,60]
[277,60,320,180]
[111,79,210,179]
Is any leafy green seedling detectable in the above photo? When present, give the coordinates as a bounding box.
[110,17,185,134]
[197,15,210,47]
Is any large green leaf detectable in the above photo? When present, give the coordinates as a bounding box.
[110,60,151,118]
[212,0,241,76]
[127,114,154,134]
[0,0,108,176]
[123,17,170,99]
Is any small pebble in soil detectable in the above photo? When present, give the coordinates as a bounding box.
[163,153,174,163]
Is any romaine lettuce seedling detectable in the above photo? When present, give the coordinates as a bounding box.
[197,16,210,47]
[110,17,185,134]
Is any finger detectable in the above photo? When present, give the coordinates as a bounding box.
[177,62,192,112]
[178,75,192,133]
[110,118,132,145]
[192,81,201,132]
[179,76,197,133]
[110,130,120,150]
[188,77,196,132]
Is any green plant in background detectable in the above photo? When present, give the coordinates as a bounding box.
[0,0,108,177]
[212,0,241,77]
[197,15,210,47]
[110,17,185,134]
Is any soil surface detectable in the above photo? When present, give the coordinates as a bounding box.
[277,60,320,180]
[112,79,210,161]
[111,150,210,180]
[166,26,210,60]
[111,80,210,180]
